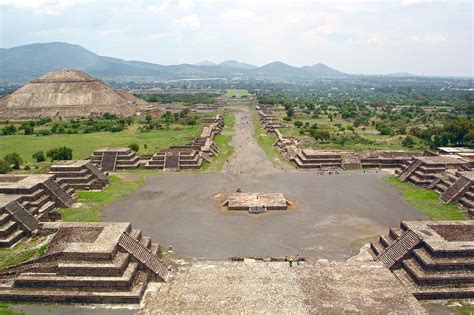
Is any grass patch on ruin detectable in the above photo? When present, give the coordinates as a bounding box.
[0,303,23,315]
[60,175,144,222]
[385,176,469,220]
[251,112,280,163]
[203,113,235,172]
[0,238,48,270]
[0,123,202,166]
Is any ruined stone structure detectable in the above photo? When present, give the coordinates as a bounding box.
[91,148,141,172]
[429,170,474,215]
[370,220,474,300]
[396,156,472,187]
[0,69,142,119]
[256,105,419,171]
[145,115,223,171]
[0,175,76,248]
[49,160,109,191]
[0,222,170,304]
[223,193,289,213]
[291,149,343,170]
[360,151,418,169]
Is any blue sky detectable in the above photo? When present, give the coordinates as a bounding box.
[0,0,472,76]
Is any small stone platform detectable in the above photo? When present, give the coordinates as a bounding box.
[90,147,140,172]
[0,175,76,248]
[0,222,170,304]
[370,220,474,300]
[49,160,109,191]
[223,193,289,212]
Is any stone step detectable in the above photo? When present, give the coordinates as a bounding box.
[57,252,130,277]
[35,201,56,214]
[389,227,403,240]
[150,243,161,257]
[0,213,10,226]
[0,220,17,237]
[403,258,474,285]
[0,230,24,248]
[413,286,474,300]
[15,262,138,289]
[412,247,474,270]
[392,267,416,287]
[0,271,149,304]
[130,229,142,241]
[379,234,394,248]
[140,236,151,250]
[370,241,384,257]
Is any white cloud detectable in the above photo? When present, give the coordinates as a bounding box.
[0,0,77,15]
[179,0,194,11]
[407,33,448,43]
[221,9,254,21]
[149,0,170,14]
[176,14,200,30]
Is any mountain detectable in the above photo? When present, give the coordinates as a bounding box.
[194,60,216,66]
[0,42,349,82]
[218,60,256,70]
[302,63,346,77]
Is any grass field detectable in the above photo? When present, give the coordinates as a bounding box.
[0,124,202,165]
[385,176,469,220]
[60,175,144,222]
[225,89,250,98]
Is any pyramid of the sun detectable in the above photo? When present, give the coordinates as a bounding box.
[0,69,140,119]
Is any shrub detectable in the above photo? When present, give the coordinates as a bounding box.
[402,135,416,148]
[0,160,11,174]
[128,143,139,152]
[24,165,31,170]
[294,121,303,128]
[46,147,73,161]
[2,125,17,136]
[4,153,23,169]
[32,151,46,162]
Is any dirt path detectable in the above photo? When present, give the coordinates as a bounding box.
[222,105,280,179]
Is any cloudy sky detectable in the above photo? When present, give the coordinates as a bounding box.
[0,0,472,76]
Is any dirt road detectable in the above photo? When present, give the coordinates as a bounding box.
[222,106,280,179]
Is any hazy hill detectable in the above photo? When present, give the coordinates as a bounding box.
[0,42,349,81]
[219,60,257,70]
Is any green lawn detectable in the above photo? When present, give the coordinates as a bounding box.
[0,124,202,165]
[385,176,469,220]
[60,175,144,222]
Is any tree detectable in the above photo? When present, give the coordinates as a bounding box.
[402,136,416,148]
[294,121,303,128]
[46,147,73,161]
[0,160,11,174]
[128,143,139,152]
[32,151,46,162]
[4,153,23,169]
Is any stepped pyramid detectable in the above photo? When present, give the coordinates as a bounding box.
[0,69,141,119]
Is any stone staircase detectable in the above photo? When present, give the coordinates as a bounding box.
[397,160,421,182]
[0,222,169,304]
[371,221,474,300]
[119,232,170,281]
[49,160,109,191]
[43,179,75,207]
[163,154,180,172]
[4,201,38,234]
[439,176,472,204]
[375,230,421,269]
[101,151,118,172]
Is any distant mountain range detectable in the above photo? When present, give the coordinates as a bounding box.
[0,42,416,82]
